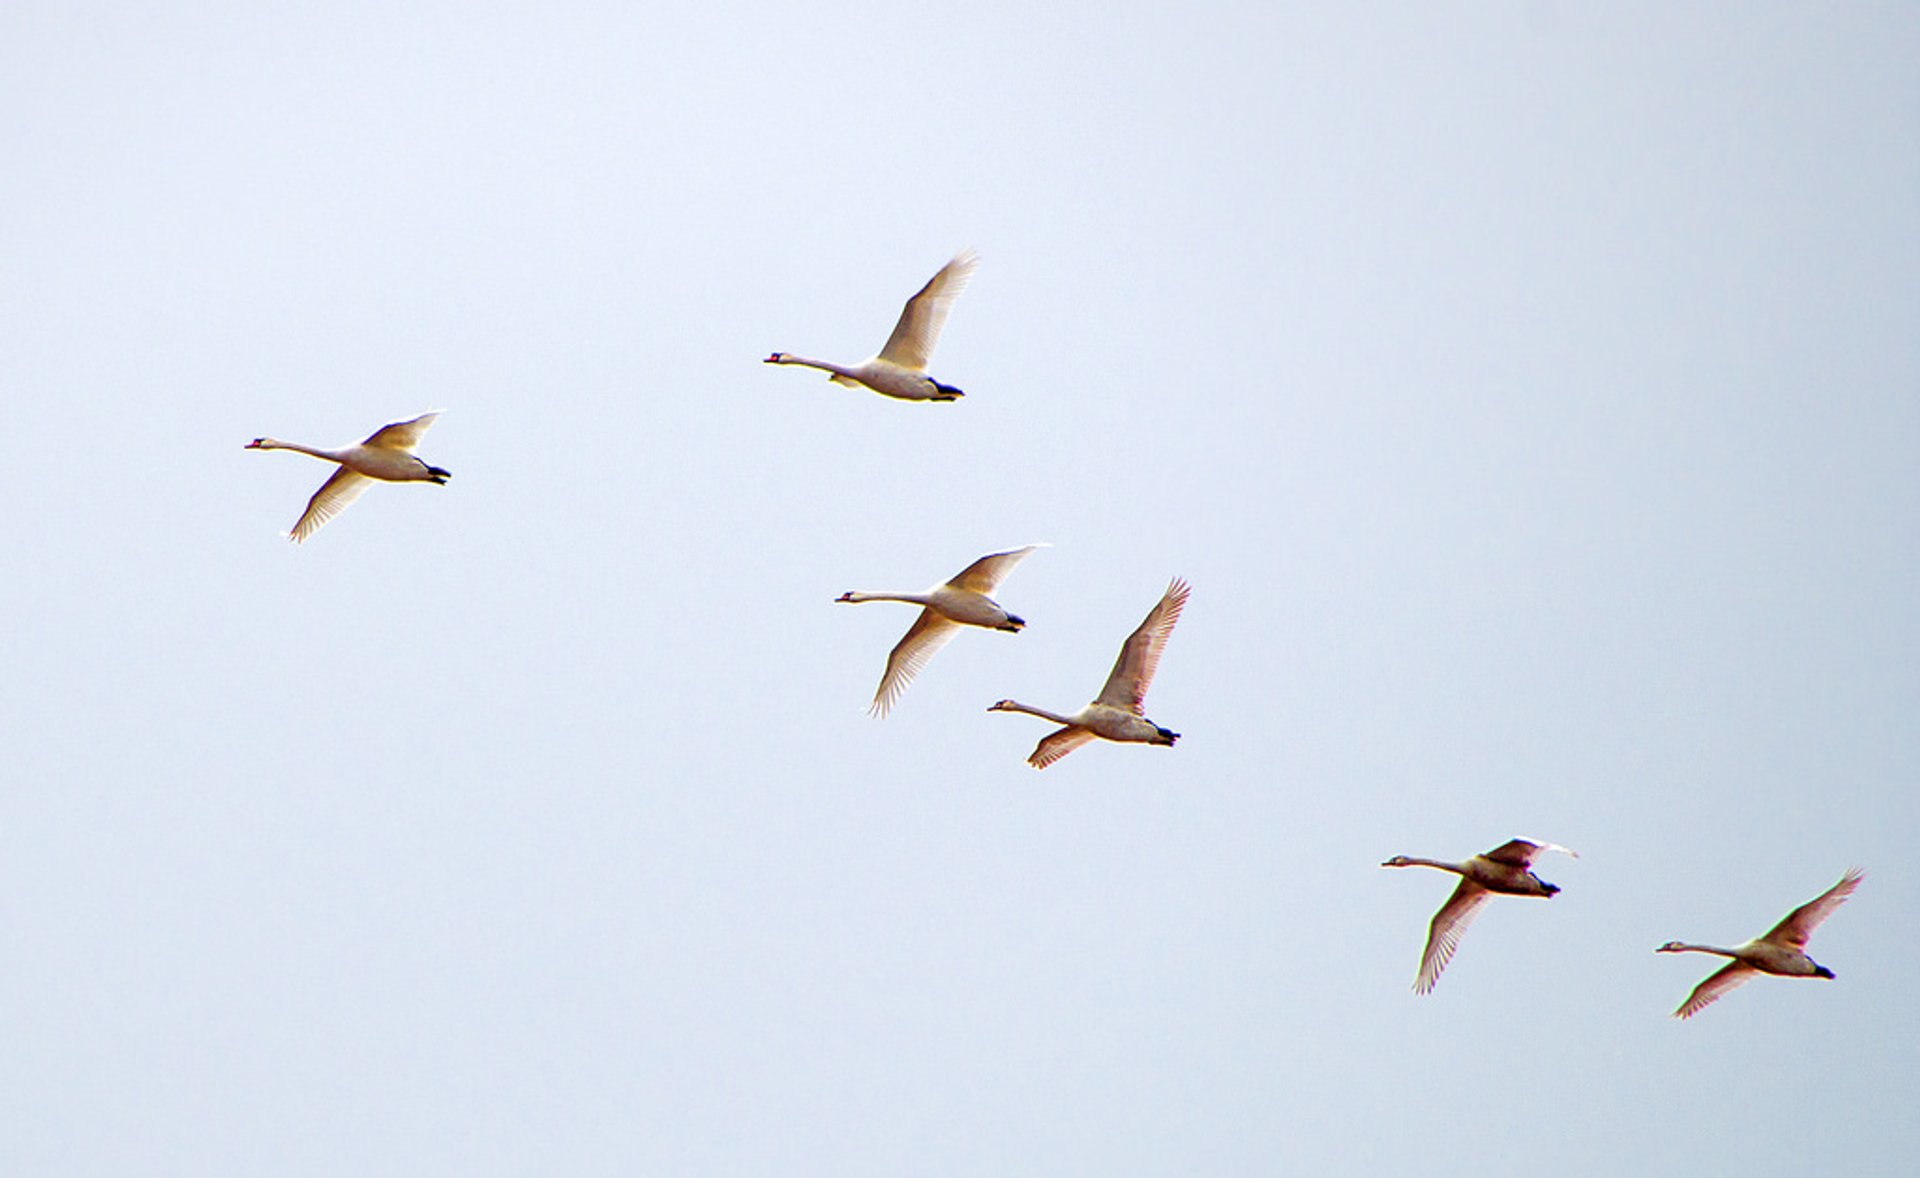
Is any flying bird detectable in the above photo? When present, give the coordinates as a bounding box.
[765,249,978,401]
[838,545,1044,716]
[246,412,450,543]
[1382,838,1577,994]
[1657,868,1862,1019]
[988,578,1188,769]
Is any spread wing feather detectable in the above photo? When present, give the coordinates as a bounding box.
[1095,578,1190,711]
[1029,726,1095,770]
[362,412,440,451]
[1674,961,1754,1019]
[949,545,1042,594]
[1483,839,1577,868]
[1415,879,1490,994]
[869,610,960,717]
[877,250,978,370]
[1763,868,1862,950]
[290,467,372,544]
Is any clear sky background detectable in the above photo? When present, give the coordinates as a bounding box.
[3,3,1916,1174]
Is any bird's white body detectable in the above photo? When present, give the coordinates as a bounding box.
[767,250,978,402]
[989,578,1189,768]
[1658,868,1861,1018]
[246,412,450,543]
[770,356,959,402]
[839,545,1041,716]
[1381,838,1577,995]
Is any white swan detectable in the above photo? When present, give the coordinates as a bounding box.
[1381,838,1577,994]
[988,578,1188,769]
[839,545,1043,716]
[1657,868,1861,1019]
[765,250,978,401]
[246,412,450,543]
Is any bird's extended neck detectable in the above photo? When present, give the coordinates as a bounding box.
[839,591,933,606]
[1661,942,1739,958]
[769,353,858,379]
[251,439,347,463]
[991,700,1078,726]
[1393,857,1466,876]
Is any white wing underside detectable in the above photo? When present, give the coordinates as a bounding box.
[1029,726,1096,769]
[361,411,440,451]
[877,250,978,370]
[1485,838,1578,868]
[1674,961,1755,1019]
[1095,578,1190,711]
[950,544,1041,594]
[1416,880,1491,994]
[870,610,961,716]
[290,466,372,544]
[1764,868,1863,949]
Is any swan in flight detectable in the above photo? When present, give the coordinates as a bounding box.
[839,545,1043,716]
[988,578,1188,769]
[765,250,978,401]
[1381,838,1577,994]
[1657,868,1862,1019]
[246,412,450,543]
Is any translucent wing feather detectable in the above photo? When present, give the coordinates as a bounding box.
[1674,961,1755,1019]
[1483,839,1577,868]
[876,250,978,369]
[949,544,1042,594]
[1415,879,1490,994]
[362,412,440,451]
[870,610,961,717]
[289,466,372,544]
[1029,726,1096,770]
[1763,868,1862,950]
[1095,578,1190,711]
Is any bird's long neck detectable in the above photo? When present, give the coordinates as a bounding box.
[997,701,1079,726]
[774,354,859,379]
[258,439,349,463]
[1664,942,1740,958]
[842,591,932,606]
[1400,857,1466,876]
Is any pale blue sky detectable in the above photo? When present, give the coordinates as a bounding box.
[2,3,1916,1174]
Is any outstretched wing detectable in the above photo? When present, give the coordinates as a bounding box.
[1763,868,1863,950]
[949,544,1043,594]
[876,250,978,370]
[1029,726,1095,770]
[1674,961,1754,1019]
[362,411,440,451]
[1095,578,1190,712]
[869,610,960,717]
[1415,879,1491,994]
[290,467,372,543]
[1483,839,1578,868]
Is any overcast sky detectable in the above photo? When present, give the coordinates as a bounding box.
[2,3,1916,1174]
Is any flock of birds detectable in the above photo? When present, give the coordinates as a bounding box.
[245,249,1862,1019]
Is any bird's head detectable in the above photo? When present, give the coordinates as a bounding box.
[1381,856,1414,869]
[1655,941,1687,953]
[244,437,273,449]
[987,700,1018,713]
[764,352,788,364]
[834,592,855,603]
